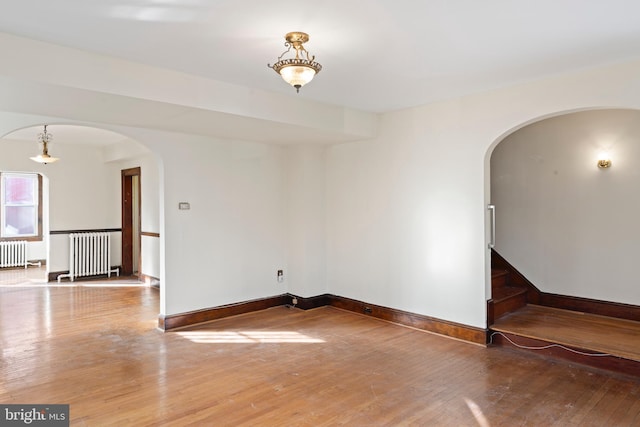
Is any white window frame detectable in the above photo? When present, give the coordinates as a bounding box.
[1,172,42,240]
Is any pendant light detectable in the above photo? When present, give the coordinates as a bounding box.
[30,125,59,164]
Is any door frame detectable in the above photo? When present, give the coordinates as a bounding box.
[121,167,141,277]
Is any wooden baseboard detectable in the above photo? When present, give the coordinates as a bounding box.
[159,294,289,330]
[324,295,487,345]
[538,293,640,322]
[48,271,64,282]
[289,293,332,310]
[159,292,487,344]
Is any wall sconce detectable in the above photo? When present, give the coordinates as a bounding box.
[597,159,612,169]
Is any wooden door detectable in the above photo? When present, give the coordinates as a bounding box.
[121,167,141,276]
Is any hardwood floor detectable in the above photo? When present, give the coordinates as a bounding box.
[1,284,640,426]
[0,265,48,285]
[491,304,640,362]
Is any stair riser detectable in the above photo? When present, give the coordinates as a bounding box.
[493,293,527,319]
[492,274,507,289]
[490,332,640,377]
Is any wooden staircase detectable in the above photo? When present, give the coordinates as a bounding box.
[487,268,528,325]
[488,250,640,377]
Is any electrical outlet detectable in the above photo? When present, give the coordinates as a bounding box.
[292,297,298,306]
[277,270,284,283]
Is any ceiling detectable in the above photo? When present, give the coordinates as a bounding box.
[1,0,639,114]
[4,125,131,146]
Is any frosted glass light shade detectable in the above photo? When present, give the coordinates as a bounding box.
[279,65,317,89]
[268,32,322,93]
[30,154,59,164]
[31,125,59,164]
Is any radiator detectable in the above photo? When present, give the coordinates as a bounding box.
[57,232,120,282]
[0,240,28,268]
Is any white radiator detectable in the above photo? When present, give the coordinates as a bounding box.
[0,240,28,268]
[57,232,120,282]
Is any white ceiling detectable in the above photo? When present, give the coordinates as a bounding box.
[4,125,130,146]
[1,0,639,113]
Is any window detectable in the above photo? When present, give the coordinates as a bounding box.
[1,172,42,240]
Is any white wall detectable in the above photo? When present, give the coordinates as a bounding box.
[326,107,488,327]
[104,143,161,279]
[491,109,640,305]
[327,60,640,329]
[285,146,327,297]
[144,134,287,316]
[46,144,117,231]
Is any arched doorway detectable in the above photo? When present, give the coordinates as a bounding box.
[488,108,640,310]
[0,124,160,286]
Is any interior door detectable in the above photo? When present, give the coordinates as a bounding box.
[121,167,141,276]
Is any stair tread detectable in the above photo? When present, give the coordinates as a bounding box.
[492,269,509,278]
[492,286,527,302]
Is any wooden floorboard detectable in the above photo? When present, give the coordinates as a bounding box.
[1,286,640,425]
[490,304,640,362]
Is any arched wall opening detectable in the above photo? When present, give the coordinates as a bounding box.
[0,122,161,296]
[486,108,640,307]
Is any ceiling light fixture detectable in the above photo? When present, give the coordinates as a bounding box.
[268,32,322,93]
[30,125,59,164]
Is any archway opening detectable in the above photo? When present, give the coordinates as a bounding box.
[487,108,640,317]
[0,124,160,289]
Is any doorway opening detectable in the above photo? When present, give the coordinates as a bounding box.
[121,167,141,277]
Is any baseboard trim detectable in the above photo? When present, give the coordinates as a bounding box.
[48,271,61,282]
[325,295,488,345]
[162,292,487,345]
[159,294,289,331]
[290,293,332,310]
[538,293,640,321]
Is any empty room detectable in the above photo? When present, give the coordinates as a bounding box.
[1,1,640,425]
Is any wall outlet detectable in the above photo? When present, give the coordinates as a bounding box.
[277,270,284,282]
[292,297,298,306]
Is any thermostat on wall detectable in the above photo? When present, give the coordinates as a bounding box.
[178,202,190,210]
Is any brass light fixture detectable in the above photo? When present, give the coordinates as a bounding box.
[268,32,322,93]
[597,151,611,169]
[30,124,59,164]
